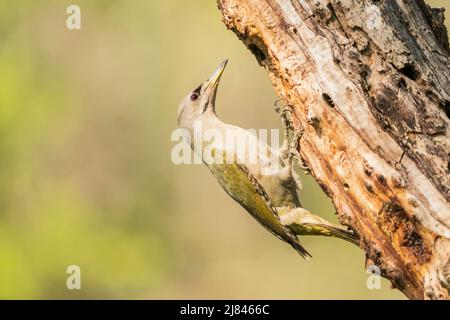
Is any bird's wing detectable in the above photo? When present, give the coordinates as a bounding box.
[205,149,311,258]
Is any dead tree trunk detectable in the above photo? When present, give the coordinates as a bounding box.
[217,0,450,299]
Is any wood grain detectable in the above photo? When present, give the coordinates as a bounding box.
[217,0,450,299]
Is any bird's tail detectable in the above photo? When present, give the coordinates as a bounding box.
[315,224,359,246]
[278,207,360,246]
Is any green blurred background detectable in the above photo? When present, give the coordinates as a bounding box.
[0,0,447,299]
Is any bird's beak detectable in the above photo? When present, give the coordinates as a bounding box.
[204,59,228,92]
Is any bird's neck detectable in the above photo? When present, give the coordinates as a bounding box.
[185,111,227,155]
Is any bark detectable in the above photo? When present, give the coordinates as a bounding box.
[217,0,450,299]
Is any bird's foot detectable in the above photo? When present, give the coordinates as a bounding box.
[289,129,310,173]
[274,100,294,131]
[274,100,294,163]
[274,99,310,174]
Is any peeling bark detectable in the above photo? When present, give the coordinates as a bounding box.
[217,0,450,299]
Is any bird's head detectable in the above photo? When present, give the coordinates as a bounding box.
[177,59,227,130]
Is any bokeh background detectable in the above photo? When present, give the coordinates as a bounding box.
[0,0,447,299]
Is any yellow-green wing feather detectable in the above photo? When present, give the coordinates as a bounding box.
[205,150,311,258]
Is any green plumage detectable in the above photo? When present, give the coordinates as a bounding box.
[207,153,312,259]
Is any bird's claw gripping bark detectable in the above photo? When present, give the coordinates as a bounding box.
[274,100,310,173]
[275,100,291,162]
[274,100,294,131]
[289,129,310,172]
[274,100,292,155]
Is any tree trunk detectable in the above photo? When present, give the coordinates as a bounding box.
[217,0,450,299]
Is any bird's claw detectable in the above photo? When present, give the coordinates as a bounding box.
[274,100,310,173]
[289,129,310,173]
[274,100,294,131]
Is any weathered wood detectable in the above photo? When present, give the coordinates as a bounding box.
[217,0,450,299]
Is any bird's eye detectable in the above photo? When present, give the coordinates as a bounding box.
[190,92,199,101]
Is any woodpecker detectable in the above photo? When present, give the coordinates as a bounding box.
[177,60,358,259]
